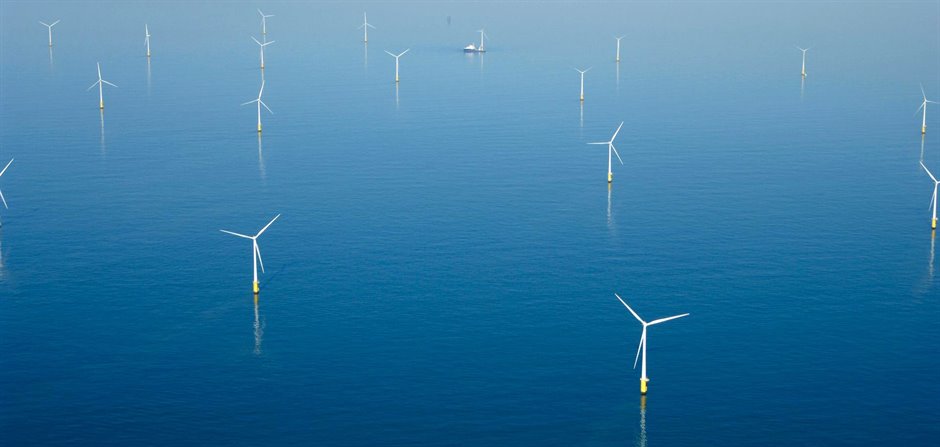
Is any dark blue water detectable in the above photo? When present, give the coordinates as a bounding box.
[1,1,938,445]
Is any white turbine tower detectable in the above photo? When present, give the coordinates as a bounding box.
[477,28,489,52]
[39,20,60,47]
[251,36,274,69]
[385,49,409,83]
[920,161,939,230]
[615,294,689,395]
[797,46,810,77]
[359,12,375,43]
[576,67,591,102]
[87,62,117,109]
[242,79,273,133]
[221,214,280,294]
[145,24,151,57]
[258,9,274,36]
[916,84,937,135]
[588,121,625,183]
[615,35,625,62]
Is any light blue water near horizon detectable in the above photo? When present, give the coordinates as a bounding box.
[1,1,939,445]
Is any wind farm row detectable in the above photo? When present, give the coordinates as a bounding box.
[5,9,937,398]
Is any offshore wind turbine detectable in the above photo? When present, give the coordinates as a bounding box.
[258,9,274,35]
[477,28,488,52]
[576,67,591,102]
[916,84,937,134]
[385,49,409,82]
[359,12,375,43]
[920,161,939,230]
[221,214,280,294]
[251,36,274,69]
[588,121,625,183]
[0,158,13,214]
[39,20,60,47]
[242,79,273,133]
[87,62,117,109]
[797,46,810,77]
[145,24,151,57]
[615,35,625,62]
[615,294,689,395]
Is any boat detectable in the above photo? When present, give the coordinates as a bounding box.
[464,43,483,53]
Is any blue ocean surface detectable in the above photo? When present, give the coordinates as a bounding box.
[1,1,938,445]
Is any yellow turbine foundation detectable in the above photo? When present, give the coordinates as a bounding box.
[257,124,262,133]
[253,281,260,294]
[923,126,927,135]
[608,172,613,183]
[932,218,937,230]
[640,379,648,395]
[99,101,104,110]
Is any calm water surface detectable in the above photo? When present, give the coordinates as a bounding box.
[1,1,939,445]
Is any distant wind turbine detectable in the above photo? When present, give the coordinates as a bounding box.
[0,158,13,212]
[242,79,273,133]
[477,28,489,52]
[39,20,60,47]
[385,49,409,83]
[145,24,151,57]
[615,35,625,62]
[588,121,625,183]
[575,67,591,102]
[221,214,281,294]
[615,294,689,395]
[251,36,274,69]
[87,62,117,109]
[359,12,375,43]
[920,161,939,230]
[916,84,937,135]
[797,46,810,77]
[258,9,274,35]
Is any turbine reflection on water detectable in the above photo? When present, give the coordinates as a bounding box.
[253,296,264,355]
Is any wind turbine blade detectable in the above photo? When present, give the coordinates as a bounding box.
[611,121,624,142]
[0,189,6,210]
[241,99,259,106]
[633,331,646,369]
[255,213,281,237]
[385,50,396,57]
[921,83,927,100]
[648,313,690,326]
[922,162,938,183]
[358,23,365,29]
[400,48,410,56]
[259,100,273,114]
[51,20,60,26]
[0,159,12,177]
[931,188,937,211]
[258,9,264,16]
[916,102,926,116]
[615,293,646,324]
[220,229,254,239]
[367,23,376,29]
[101,80,118,88]
[587,142,608,145]
[39,21,49,27]
[262,40,275,46]
[611,144,624,165]
[255,242,265,274]
[251,36,262,45]
[87,80,100,91]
